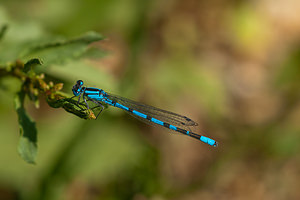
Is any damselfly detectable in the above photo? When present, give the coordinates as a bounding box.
[72,80,218,147]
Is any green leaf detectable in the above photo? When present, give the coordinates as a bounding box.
[78,46,108,59]
[14,91,38,164]
[20,31,105,65]
[23,58,43,73]
[46,94,96,120]
[0,21,46,64]
[43,60,116,91]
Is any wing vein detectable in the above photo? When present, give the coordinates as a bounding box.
[106,93,198,128]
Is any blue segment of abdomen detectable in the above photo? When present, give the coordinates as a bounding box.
[132,110,147,119]
[151,118,164,126]
[169,125,177,130]
[200,136,216,146]
[115,103,129,111]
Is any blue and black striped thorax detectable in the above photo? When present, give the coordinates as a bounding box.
[72,80,107,99]
[84,87,107,100]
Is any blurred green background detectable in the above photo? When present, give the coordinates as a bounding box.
[1,0,300,199]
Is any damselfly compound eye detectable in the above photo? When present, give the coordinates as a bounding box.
[77,80,83,86]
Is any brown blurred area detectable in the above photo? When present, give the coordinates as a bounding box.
[1,0,300,199]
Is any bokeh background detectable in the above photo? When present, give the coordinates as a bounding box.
[1,0,300,199]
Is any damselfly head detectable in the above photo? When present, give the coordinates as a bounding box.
[77,80,84,86]
[72,80,84,96]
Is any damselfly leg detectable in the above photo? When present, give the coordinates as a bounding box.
[88,98,105,119]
